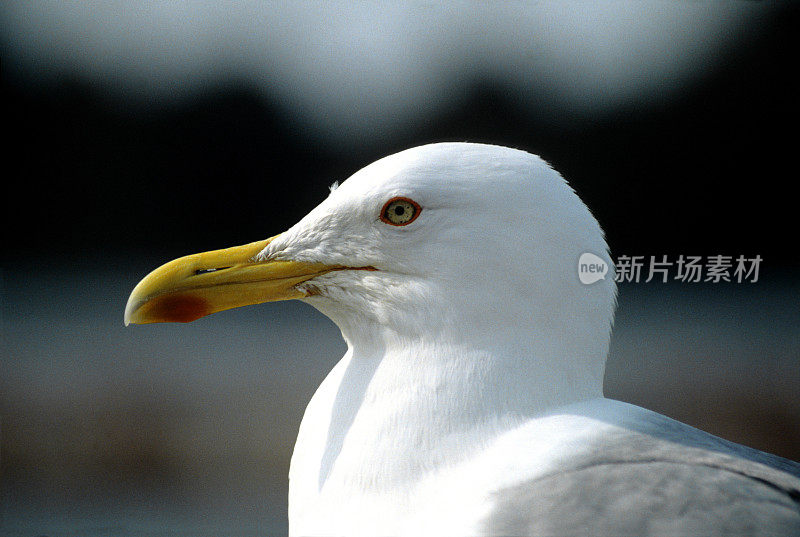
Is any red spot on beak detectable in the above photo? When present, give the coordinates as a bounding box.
[147,294,210,323]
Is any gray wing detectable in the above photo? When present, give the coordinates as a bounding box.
[481,409,800,536]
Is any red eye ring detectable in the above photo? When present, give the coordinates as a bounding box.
[380,196,422,226]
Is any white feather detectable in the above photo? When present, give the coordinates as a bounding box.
[256,143,798,536]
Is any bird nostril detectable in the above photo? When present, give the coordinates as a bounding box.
[193,267,231,276]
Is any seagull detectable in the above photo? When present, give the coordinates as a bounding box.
[125,143,800,536]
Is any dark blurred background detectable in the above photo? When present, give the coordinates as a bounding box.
[1,2,798,535]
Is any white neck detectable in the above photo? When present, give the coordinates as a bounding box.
[287,283,608,530]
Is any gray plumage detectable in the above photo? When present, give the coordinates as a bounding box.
[482,402,800,536]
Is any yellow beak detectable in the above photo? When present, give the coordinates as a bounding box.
[124,235,342,325]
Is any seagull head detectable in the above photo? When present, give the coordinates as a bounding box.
[125,143,616,395]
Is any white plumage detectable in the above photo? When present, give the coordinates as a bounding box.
[257,143,800,535]
[128,142,800,535]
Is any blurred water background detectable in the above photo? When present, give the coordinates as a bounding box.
[2,1,798,535]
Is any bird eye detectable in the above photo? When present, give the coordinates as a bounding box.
[380,197,421,226]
